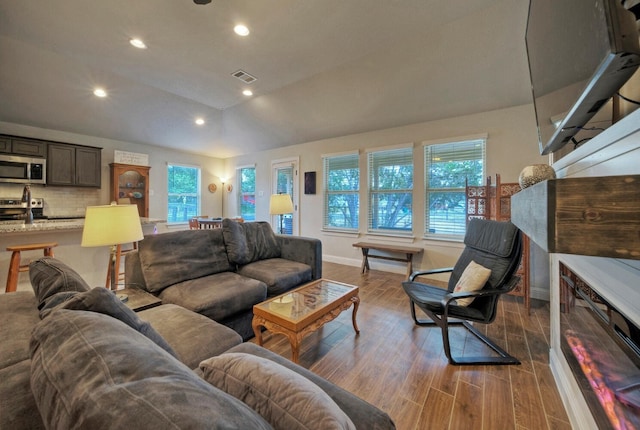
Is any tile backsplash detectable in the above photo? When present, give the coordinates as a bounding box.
[0,183,101,217]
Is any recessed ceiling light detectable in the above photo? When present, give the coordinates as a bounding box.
[195,118,205,125]
[242,90,253,96]
[234,24,250,36]
[129,38,147,49]
[93,88,107,98]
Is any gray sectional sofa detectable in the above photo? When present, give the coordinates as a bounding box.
[0,257,396,430]
[126,219,322,339]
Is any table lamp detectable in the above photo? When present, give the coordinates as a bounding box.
[81,203,144,298]
[269,194,293,234]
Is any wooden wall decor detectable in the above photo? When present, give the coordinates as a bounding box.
[466,174,531,313]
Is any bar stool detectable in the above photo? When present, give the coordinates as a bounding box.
[105,242,138,289]
[5,242,58,293]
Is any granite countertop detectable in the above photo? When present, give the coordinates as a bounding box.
[0,218,165,234]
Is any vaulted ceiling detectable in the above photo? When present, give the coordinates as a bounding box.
[0,0,533,158]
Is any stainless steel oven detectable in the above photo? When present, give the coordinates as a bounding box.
[0,154,46,184]
[0,197,45,221]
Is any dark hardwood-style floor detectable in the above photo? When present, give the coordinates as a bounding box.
[251,262,571,430]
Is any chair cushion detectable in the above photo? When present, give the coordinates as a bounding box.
[30,310,272,430]
[200,352,355,430]
[29,257,91,313]
[452,261,492,306]
[237,258,312,296]
[464,218,518,257]
[401,281,486,320]
[138,229,233,293]
[158,272,267,321]
[223,220,281,265]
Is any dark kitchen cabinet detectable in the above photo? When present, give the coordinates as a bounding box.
[48,143,102,187]
[0,136,10,153]
[0,135,46,157]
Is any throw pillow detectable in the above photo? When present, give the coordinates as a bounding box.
[200,352,356,430]
[29,257,91,311]
[452,260,492,306]
[223,220,281,265]
[222,218,251,265]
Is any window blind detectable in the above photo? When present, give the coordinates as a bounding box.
[322,152,359,231]
[367,146,413,234]
[424,138,485,238]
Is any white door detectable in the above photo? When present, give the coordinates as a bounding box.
[272,158,299,235]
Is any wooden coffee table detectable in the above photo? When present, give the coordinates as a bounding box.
[252,279,360,363]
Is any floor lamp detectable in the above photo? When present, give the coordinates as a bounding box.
[81,203,144,300]
[269,194,293,234]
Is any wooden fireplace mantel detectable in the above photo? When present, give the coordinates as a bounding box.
[511,175,640,260]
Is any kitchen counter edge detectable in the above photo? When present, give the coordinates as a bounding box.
[0,218,165,234]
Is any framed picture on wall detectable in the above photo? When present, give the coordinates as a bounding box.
[304,171,316,195]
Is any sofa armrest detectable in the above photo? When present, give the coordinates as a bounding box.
[124,250,149,291]
[276,235,322,280]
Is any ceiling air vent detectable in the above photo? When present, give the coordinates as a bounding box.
[231,69,257,84]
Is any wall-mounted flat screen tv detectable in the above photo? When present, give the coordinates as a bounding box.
[526,0,640,155]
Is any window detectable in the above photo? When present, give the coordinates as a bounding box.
[424,138,486,238]
[167,163,200,223]
[237,166,256,221]
[367,146,413,234]
[323,152,359,231]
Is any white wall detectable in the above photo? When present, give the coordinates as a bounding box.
[224,103,551,298]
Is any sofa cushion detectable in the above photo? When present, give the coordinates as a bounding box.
[46,287,176,356]
[29,257,91,312]
[30,310,272,430]
[200,352,355,430]
[0,292,46,430]
[0,360,44,430]
[158,271,267,321]
[226,343,396,430]
[223,220,280,265]
[138,229,233,293]
[238,258,312,296]
[0,291,40,369]
[139,303,242,369]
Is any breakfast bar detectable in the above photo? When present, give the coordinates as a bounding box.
[0,218,162,292]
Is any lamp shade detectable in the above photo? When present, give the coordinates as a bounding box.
[81,204,144,247]
[269,194,293,215]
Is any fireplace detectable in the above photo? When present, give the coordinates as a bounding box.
[559,262,640,429]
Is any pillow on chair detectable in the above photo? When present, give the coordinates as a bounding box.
[453,260,492,306]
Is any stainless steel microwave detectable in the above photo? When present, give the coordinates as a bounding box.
[0,154,46,184]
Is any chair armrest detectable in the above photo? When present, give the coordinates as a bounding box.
[409,267,454,282]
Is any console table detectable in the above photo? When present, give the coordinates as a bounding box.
[352,242,422,277]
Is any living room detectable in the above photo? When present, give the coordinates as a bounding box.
[2,1,640,429]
